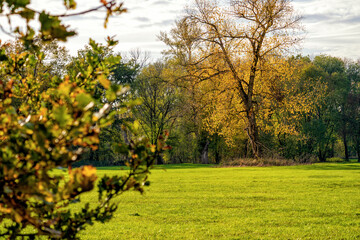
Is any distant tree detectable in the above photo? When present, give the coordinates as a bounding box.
[346,61,360,162]
[1,39,70,112]
[254,55,318,160]
[298,56,348,161]
[67,44,142,165]
[133,61,178,164]
[2,39,70,79]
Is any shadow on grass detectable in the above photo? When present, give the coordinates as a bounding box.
[92,163,360,171]
[95,166,129,171]
[96,163,213,171]
[152,164,213,170]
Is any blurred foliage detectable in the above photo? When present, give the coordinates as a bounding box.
[0,0,167,239]
[0,37,167,239]
[0,0,126,47]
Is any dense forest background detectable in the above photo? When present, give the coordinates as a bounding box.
[5,38,358,166]
[90,53,360,165]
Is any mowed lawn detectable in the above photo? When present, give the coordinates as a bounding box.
[73,163,360,239]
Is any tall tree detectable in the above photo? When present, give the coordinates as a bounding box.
[297,55,348,162]
[133,61,178,164]
[161,0,301,157]
[346,61,360,162]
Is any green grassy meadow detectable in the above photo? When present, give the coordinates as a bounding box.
[73,163,360,239]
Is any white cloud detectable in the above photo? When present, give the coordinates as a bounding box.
[294,0,360,59]
[0,0,359,60]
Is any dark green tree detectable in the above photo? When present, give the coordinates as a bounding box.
[346,61,360,162]
[301,55,347,161]
[132,61,178,164]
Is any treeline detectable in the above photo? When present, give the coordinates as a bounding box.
[102,54,360,164]
[4,0,359,166]
[3,38,359,165]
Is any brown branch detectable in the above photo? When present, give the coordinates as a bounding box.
[0,25,15,38]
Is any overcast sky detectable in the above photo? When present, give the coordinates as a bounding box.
[1,0,359,60]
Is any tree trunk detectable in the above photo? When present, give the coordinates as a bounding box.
[213,134,221,164]
[243,138,248,158]
[156,153,164,165]
[121,128,130,145]
[89,150,94,162]
[245,109,260,158]
[201,139,210,164]
[94,150,99,162]
[330,141,335,158]
[318,149,326,162]
[342,127,349,161]
[89,149,99,162]
[356,141,360,163]
[214,148,221,164]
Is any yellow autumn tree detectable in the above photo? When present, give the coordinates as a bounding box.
[161,0,302,157]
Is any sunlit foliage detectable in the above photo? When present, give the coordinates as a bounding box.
[0,0,165,238]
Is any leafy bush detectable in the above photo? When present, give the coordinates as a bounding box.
[0,0,166,239]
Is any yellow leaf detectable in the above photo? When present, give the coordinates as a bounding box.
[45,194,54,203]
[81,165,97,178]
[14,211,23,223]
[133,120,140,130]
[98,75,111,89]
[0,204,11,214]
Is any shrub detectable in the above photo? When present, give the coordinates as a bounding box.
[0,1,166,239]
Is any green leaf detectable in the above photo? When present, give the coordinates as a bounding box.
[0,48,8,61]
[53,105,71,127]
[39,11,76,41]
[19,9,35,20]
[105,88,117,102]
[64,0,77,9]
[13,0,30,8]
[76,93,93,109]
